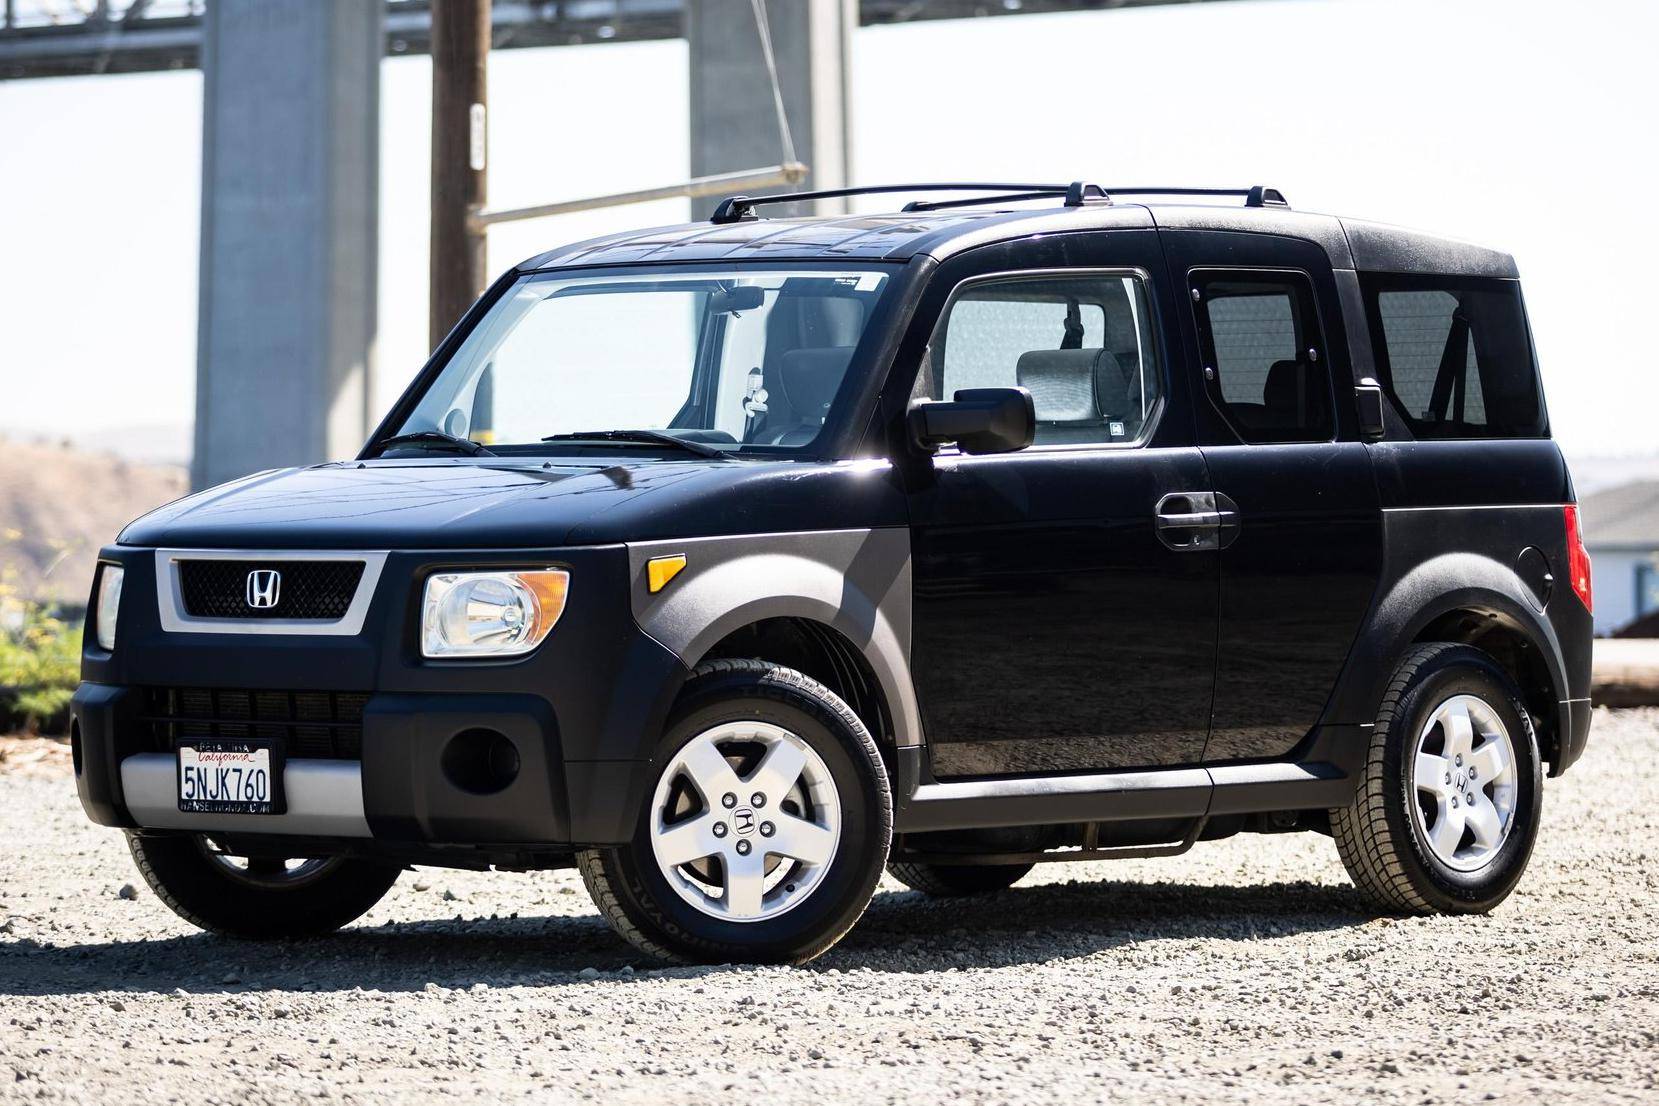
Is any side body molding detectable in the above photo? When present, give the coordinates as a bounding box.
[626,528,922,748]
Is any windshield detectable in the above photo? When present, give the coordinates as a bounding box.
[391,267,893,456]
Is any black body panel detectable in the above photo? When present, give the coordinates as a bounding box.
[893,230,1220,776]
[909,445,1219,774]
[1197,441,1382,760]
[1319,440,1591,773]
[1160,228,1384,762]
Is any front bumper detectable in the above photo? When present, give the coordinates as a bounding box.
[71,543,686,848]
[73,685,578,842]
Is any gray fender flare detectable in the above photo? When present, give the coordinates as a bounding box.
[626,528,922,748]
[1329,551,1568,736]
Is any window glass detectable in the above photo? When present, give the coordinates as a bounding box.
[484,290,699,443]
[1192,271,1333,444]
[396,268,891,454]
[1638,560,1659,620]
[1363,274,1544,439]
[926,274,1163,446]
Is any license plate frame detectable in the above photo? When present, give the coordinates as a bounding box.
[176,738,286,815]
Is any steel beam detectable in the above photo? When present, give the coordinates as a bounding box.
[1,0,1243,81]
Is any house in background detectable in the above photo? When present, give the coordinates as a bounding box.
[1578,480,1659,636]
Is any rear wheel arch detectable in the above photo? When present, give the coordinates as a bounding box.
[1410,609,1561,770]
[1333,554,1569,771]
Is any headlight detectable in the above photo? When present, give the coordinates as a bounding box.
[94,563,124,651]
[421,569,569,658]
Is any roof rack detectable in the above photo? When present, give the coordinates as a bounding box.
[708,182,1288,223]
[708,181,1109,225]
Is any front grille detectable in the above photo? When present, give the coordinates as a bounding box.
[141,687,370,760]
[177,560,365,620]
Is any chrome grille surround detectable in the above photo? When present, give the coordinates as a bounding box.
[154,549,388,636]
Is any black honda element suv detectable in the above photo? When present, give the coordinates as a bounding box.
[73,182,1593,964]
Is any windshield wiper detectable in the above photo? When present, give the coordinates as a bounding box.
[375,430,494,456]
[540,429,725,459]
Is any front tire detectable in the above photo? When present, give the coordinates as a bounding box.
[887,859,1034,897]
[126,833,401,938]
[1331,642,1543,914]
[578,659,892,964]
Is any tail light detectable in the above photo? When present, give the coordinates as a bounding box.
[1564,504,1592,612]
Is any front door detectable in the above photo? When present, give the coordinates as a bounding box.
[904,232,1220,777]
[1160,230,1384,762]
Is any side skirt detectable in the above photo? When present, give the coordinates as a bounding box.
[890,724,1370,835]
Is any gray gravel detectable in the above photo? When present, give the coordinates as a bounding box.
[4,710,1658,1105]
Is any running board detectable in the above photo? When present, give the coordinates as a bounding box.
[896,816,1209,866]
[891,736,1364,835]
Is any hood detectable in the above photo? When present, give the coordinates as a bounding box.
[117,458,710,550]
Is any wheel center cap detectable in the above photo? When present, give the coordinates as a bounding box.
[731,807,757,836]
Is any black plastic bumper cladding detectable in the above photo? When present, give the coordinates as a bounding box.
[361,694,565,842]
[71,682,143,828]
[73,542,690,847]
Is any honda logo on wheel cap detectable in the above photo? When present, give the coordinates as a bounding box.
[245,569,281,610]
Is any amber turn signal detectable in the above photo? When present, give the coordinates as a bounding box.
[647,554,687,594]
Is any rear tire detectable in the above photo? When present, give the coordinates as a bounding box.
[887,859,1034,897]
[578,659,891,965]
[1331,642,1542,915]
[127,832,401,939]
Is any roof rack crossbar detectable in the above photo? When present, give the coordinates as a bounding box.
[1089,185,1290,208]
[710,181,1104,225]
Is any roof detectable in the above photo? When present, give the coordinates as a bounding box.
[1580,480,1659,549]
[517,193,1518,277]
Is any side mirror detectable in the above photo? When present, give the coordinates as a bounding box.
[909,387,1036,455]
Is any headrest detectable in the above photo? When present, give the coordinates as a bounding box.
[776,347,855,421]
[1265,359,1310,414]
[1016,348,1128,423]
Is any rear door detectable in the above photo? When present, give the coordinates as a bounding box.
[903,230,1220,776]
[1160,230,1383,762]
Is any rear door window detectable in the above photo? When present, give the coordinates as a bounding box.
[1361,274,1546,439]
[1190,270,1333,444]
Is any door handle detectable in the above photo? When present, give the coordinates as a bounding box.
[1157,509,1224,529]
[1155,492,1242,551]
[1156,492,1219,551]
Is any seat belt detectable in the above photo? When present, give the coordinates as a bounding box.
[1427,311,1471,424]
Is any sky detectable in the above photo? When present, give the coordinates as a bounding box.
[2,0,1657,467]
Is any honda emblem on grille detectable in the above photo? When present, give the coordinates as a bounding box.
[245,569,282,610]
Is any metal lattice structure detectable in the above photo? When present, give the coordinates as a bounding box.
[1,0,1234,81]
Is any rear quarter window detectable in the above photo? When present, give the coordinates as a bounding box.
[1361,274,1546,439]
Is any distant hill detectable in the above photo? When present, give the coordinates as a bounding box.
[0,422,190,468]
[0,438,187,606]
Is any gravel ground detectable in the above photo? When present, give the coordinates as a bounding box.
[3,711,1657,1105]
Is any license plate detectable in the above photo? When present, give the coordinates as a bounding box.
[177,739,283,815]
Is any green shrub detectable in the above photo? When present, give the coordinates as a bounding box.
[0,604,81,733]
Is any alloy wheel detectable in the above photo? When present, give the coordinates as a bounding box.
[196,836,342,889]
[1410,694,1519,872]
[648,721,841,922]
